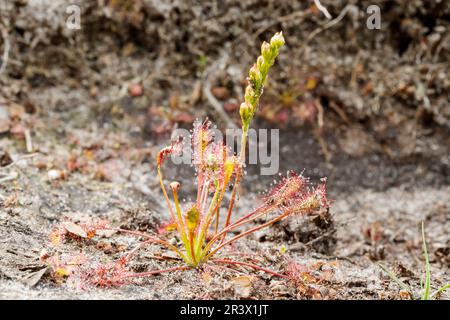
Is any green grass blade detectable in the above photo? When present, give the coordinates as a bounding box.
[431,284,450,299]
[378,263,414,298]
[420,221,431,300]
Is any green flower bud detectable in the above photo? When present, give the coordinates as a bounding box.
[244,85,254,104]
[239,102,253,128]
[248,64,262,84]
[256,56,270,78]
[256,56,265,70]
[261,41,272,61]
[239,31,285,129]
[270,32,285,49]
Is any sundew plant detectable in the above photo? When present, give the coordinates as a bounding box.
[150,32,328,271]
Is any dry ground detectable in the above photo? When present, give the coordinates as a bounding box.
[0,0,449,299]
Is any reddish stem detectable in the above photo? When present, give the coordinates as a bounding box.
[201,206,282,259]
[227,204,272,228]
[120,266,191,279]
[211,259,288,279]
[221,169,242,243]
[205,210,290,260]
[112,227,151,237]
[125,238,156,260]
[221,128,248,242]
[112,228,186,261]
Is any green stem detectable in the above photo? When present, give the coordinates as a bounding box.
[195,184,220,256]
[171,187,191,261]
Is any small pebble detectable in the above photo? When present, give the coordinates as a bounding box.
[47,169,63,181]
[128,83,143,97]
[169,237,178,246]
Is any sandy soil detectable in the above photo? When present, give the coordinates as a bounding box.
[0,0,449,299]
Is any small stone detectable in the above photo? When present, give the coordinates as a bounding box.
[128,83,143,97]
[47,169,64,181]
[0,150,13,167]
[169,237,178,246]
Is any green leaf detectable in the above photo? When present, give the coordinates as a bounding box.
[431,284,450,299]
[186,206,200,232]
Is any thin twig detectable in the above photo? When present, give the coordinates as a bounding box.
[207,263,246,276]
[300,4,356,56]
[203,49,237,130]
[112,227,187,261]
[121,265,191,279]
[252,10,307,39]
[329,101,350,124]
[316,98,325,130]
[25,129,33,153]
[313,0,332,19]
[0,172,18,184]
[0,23,10,76]
[313,96,332,163]
[0,153,39,171]
[211,259,288,278]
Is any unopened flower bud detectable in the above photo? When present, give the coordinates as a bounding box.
[239,102,253,127]
[244,85,254,104]
[261,41,272,60]
[270,32,285,49]
[248,64,261,84]
[256,56,265,70]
